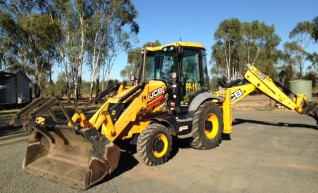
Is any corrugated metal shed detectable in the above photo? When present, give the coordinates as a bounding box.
[0,70,32,106]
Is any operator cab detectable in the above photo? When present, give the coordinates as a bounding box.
[139,42,210,114]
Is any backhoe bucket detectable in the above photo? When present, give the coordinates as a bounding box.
[303,101,318,128]
[23,125,121,190]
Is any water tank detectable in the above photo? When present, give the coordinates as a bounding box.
[289,80,312,101]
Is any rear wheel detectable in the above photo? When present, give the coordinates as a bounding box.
[190,101,223,150]
[137,123,172,166]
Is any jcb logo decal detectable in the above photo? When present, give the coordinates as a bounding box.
[149,87,163,99]
[231,89,243,102]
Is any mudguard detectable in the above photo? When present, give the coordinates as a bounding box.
[187,92,221,118]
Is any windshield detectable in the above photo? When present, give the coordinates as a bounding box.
[141,50,177,84]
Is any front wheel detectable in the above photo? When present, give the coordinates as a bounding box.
[137,123,173,166]
[190,101,223,150]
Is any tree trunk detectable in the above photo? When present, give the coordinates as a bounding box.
[77,76,82,99]
[95,62,101,97]
[74,15,86,106]
[95,78,100,98]
[34,84,41,98]
[89,81,95,100]
[34,58,42,98]
[67,83,72,104]
[49,64,54,97]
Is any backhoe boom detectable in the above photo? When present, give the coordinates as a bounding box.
[216,64,318,134]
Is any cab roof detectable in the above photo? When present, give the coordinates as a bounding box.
[145,42,206,51]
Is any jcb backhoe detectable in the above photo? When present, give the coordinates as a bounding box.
[11,42,318,189]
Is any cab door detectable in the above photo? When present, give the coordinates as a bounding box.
[180,48,202,106]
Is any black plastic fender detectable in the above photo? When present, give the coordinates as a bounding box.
[150,117,177,136]
[187,92,221,118]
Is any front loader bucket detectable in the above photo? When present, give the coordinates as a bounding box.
[10,97,122,189]
[23,125,121,189]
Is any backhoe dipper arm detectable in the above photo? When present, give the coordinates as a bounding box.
[244,64,318,124]
[244,64,307,112]
[216,64,318,133]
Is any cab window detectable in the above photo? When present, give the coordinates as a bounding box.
[181,48,201,105]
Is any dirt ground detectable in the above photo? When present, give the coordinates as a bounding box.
[0,95,317,193]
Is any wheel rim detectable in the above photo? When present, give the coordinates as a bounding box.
[152,134,168,158]
[204,113,219,139]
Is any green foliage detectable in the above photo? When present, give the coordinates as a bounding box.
[290,21,313,39]
[283,41,308,78]
[211,19,242,83]
[279,19,318,88]
[277,64,294,87]
[0,1,62,97]
[313,16,318,42]
[0,0,139,103]
[40,72,120,98]
[214,18,242,42]
[307,52,318,68]
[122,40,161,81]
[83,0,139,99]
[303,71,317,88]
[54,73,68,97]
[209,76,221,92]
[211,19,281,83]
[289,16,318,74]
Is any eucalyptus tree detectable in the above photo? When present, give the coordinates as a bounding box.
[283,41,308,79]
[306,17,318,68]
[289,22,312,79]
[212,18,242,83]
[290,16,318,71]
[121,41,161,82]
[0,15,16,71]
[83,0,138,99]
[0,1,61,97]
[211,19,281,83]
[313,16,318,42]
[100,0,139,93]
[240,20,281,75]
[289,20,318,42]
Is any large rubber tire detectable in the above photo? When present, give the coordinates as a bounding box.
[190,101,223,150]
[137,123,173,166]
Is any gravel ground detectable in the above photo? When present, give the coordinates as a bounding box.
[1,96,318,193]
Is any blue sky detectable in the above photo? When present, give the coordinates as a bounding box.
[75,0,318,81]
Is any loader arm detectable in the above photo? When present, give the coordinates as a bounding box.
[88,80,167,142]
[9,83,135,190]
[216,64,318,134]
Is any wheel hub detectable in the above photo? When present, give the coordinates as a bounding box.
[204,113,219,139]
[153,138,164,153]
[152,134,169,158]
[205,121,213,132]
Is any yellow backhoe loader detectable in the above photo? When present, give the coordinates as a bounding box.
[11,42,318,189]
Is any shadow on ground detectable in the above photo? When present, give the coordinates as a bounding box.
[0,124,24,138]
[233,118,318,130]
[97,150,140,186]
